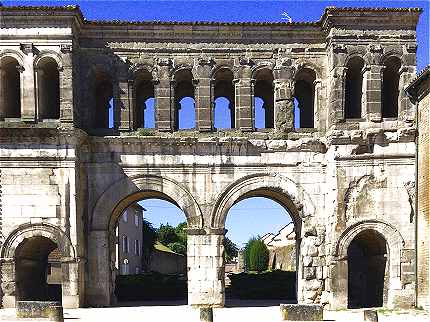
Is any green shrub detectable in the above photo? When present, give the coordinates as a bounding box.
[114,272,187,301]
[228,270,296,300]
[244,237,269,272]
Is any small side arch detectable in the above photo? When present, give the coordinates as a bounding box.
[0,223,76,260]
[0,49,25,67]
[33,50,63,70]
[211,173,315,229]
[91,174,203,232]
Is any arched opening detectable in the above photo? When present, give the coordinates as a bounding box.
[347,229,387,308]
[224,192,300,307]
[36,57,60,120]
[344,57,364,119]
[213,68,235,129]
[0,57,21,120]
[15,236,62,302]
[174,69,195,130]
[134,70,155,129]
[254,68,274,129]
[94,72,113,129]
[112,196,188,305]
[382,56,401,118]
[294,68,315,129]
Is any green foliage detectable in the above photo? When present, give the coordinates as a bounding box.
[141,220,157,271]
[244,236,269,272]
[224,237,239,262]
[115,272,187,301]
[228,270,296,300]
[136,128,155,136]
[156,222,187,255]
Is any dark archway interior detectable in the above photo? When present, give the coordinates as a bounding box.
[345,57,364,119]
[94,72,113,128]
[254,69,274,129]
[15,236,62,302]
[382,56,401,118]
[135,70,155,129]
[294,68,316,128]
[347,230,387,308]
[37,57,60,120]
[0,57,21,120]
[214,68,235,129]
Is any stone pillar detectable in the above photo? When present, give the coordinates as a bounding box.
[1,259,16,308]
[59,44,74,123]
[273,65,294,133]
[86,230,112,307]
[363,65,383,122]
[329,259,348,309]
[313,79,322,129]
[117,72,131,131]
[155,58,172,131]
[35,67,45,120]
[187,231,224,307]
[329,66,347,125]
[235,60,254,131]
[20,43,36,122]
[195,58,213,131]
[61,259,82,308]
[398,65,416,122]
[0,68,4,119]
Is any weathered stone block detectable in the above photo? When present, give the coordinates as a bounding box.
[16,301,63,321]
[364,309,378,322]
[280,304,323,321]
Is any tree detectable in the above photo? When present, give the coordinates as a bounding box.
[156,222,187,255]
[244,236,269,272]
[142,220,157,271]
[224,237,238,262]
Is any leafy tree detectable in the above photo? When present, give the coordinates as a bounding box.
[156,222,187,255]
[157,224,178,245]
[224,237,238,262]
[142,220,157,271]
[244,236,269,272]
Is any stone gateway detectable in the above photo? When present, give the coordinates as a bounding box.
[0,5,423,310]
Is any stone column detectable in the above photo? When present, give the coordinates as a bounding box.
[363,65,383,122]
[0,68,4,119]
[195,58,213,131]
[187,231,225,307]
[329,66,347,125]
[34,67,45,120]
[1,259,16,308]
[313,79,322,129]
[155,58,172,131]
[59,44,74,123]
[86,230,112,307]
[235,62,253,131]
[20,43,36,122]
[117,73,131,132]
[273,65,294,133]
[61,259,82,308]
[398,65,416,122]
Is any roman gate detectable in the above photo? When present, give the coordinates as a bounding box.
[0,5,422,310]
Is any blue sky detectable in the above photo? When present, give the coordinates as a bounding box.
[6,0,428,246]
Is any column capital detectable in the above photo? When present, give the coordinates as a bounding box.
[60,44,73,54]
[20,43,34,55]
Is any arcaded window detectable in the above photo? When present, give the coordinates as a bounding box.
[254,68,274,129]
[36,57,60,120]
[94,72,113,129]
[382,56,401,118]
[344,57,364,119]
[134,69,155,128]
[294,68,316,129]
[213,68,235,129]
[0,57,21,120]
[173,69,195,130]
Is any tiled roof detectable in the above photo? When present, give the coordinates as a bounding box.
[0,5,422,27]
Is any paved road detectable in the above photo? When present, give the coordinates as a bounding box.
[0,305,428,322]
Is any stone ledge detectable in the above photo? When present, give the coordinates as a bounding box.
[280,304,323,321]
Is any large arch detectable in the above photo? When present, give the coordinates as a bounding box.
[211,173,315,230]
[91,174,203,232]
[331,219,405,309]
